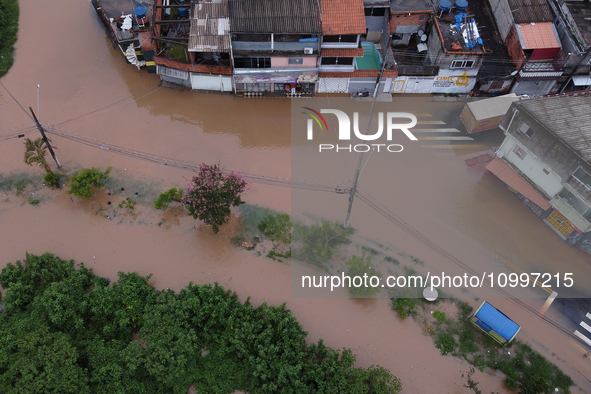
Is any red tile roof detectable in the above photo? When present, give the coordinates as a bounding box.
[517,22,560,49]
[319,69,398,78]
[485,157,551,210]
[321,48,364,57]
[320,0,366,35]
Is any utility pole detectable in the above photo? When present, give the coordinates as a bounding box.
[37,82,40,122]
[344,41,390,228]
[29,106,61,168]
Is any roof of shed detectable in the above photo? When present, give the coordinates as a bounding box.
[515,22,560,50]
[319,0,365,35]
[519,93,591,162]
[564,2,591,48]
[228,0,321,33]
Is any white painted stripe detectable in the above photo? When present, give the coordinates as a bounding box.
[574,330,591,346]
[417,120,446,125]
[420,136,474,141]
[581,321,591,334]
[586,312,591,320]
[412,128,461,133]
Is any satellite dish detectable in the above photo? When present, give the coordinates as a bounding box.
[496,150,504,158]
[421,34,428,42]
[423,287,438,301]
[418,30,424,36]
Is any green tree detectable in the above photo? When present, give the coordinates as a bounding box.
[294,219,354,263]
[0,0,19,77]
[183,163,249,234]
[346,253,382,297]
[23,138,51,173]
[68,166,112,199]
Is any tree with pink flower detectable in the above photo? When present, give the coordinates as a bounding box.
[183,163,249,234]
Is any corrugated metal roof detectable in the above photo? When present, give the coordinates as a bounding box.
[519,94,591,162]
[189,0,231,52]
[228,0,321,33]
[486,157,552,210]
[564,2,591,48]
[508,0,554,24]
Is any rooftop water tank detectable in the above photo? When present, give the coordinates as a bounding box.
[178,7,188,17]
[439,0,452,12]
[134,6,147,19]
[456,0,468,11]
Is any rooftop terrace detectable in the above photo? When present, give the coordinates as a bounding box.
[434,11,485,54]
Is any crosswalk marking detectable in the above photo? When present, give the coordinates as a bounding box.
[420,136,474,141]
[412,128,462,133]
[581,321,591,334]
[417,120,446,125]
[586,312,591,320]
[574,330,591,346]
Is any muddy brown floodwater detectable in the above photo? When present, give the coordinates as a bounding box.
[1,0,591,392]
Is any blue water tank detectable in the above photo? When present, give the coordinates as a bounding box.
[178,7,188,17]
[134,6,147,19]
[456,0,468,11]
[439,0,452,12]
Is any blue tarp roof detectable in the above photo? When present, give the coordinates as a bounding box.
[474,302,520,341]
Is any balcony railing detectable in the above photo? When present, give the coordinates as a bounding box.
[567,176,591,204]
[232,41,319,53]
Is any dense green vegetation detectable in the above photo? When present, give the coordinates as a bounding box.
[293,219,354,263]
[391,299,573,394]
[346,253,382,298]
[0,253,402,393]
[154,187,183,210]
[68,167,112,199]
[0,0,18,78]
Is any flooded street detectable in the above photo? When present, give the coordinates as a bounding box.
[1,0,590,392]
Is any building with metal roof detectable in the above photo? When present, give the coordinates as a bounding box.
[488,91,591,253]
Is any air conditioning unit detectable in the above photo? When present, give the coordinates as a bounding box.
[303,47,314,55]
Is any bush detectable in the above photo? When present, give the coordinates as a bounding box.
[294,219,354,263]
[68,167,112,199]
[435,333,457,355]
[346,253,382,297]
[391,298,415,319]
[43,172,59,187]
[257,213,291,246]
[154,187,183,210]
[433,310,446,324]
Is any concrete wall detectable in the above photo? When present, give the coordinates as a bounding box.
[488,0,513,42]
[271,57,317,68]
[498,134,564,197]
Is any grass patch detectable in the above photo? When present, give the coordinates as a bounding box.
[28,198,40,206]
[391,298,416,319]
[433,310,446,324]
[361,245,379,256]
[384,255,399,265]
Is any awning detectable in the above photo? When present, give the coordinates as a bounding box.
[474,302,520,342]
[485,157,552,210]
[572,75,591,86]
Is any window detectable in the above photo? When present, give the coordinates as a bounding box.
[513,146,527,159]
[519,122,534,138]
[288,57,303,65]
[233,57,271,68]
[418,15,426,21]
[321,57,354,65]
[573,167,591,190]
[558,188,591,220]
[236,83,244,91]
[302,83,315,92]
[451,60,475,68]
[543,168,549,175]
[323,35,357,43]
[244,83,271,92]
[392,33,404,40]
[364,7,386,16]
